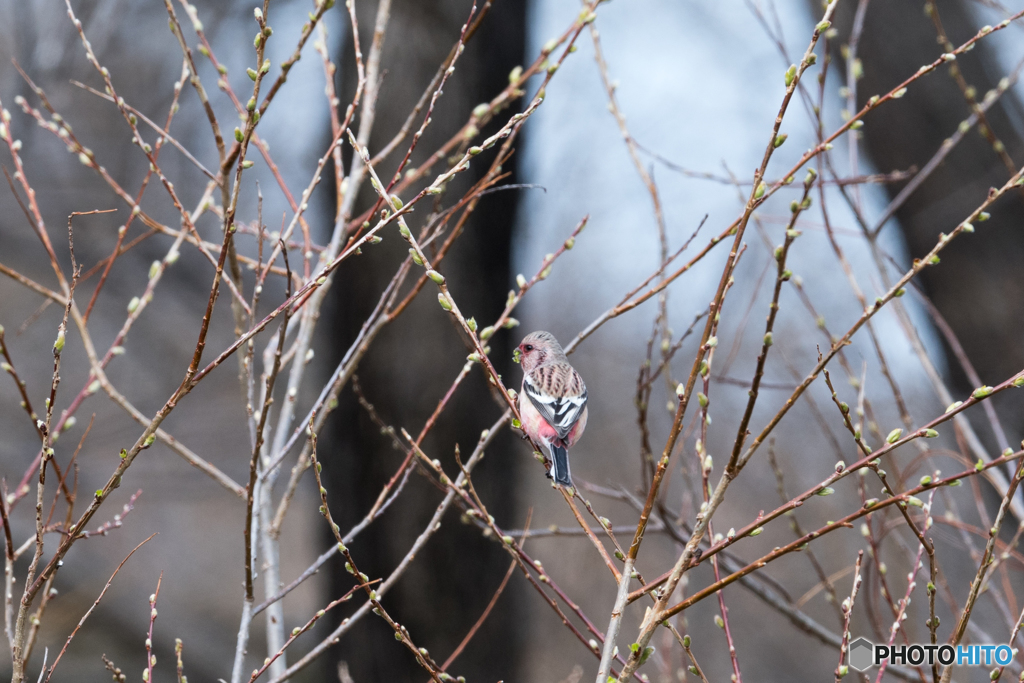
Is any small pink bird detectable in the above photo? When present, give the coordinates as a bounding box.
[515,331,588,488]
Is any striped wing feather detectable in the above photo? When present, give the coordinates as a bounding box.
[524,363,588,441]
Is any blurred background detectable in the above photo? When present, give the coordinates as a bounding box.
[1,0,1023,681]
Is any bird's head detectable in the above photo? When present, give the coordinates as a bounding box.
[515,330,563,373]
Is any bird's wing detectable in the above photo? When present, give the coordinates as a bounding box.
[524,362,588,441]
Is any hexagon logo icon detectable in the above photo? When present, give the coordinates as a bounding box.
[849,638,875,672]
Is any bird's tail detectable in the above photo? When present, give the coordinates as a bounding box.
[550,444,573,488]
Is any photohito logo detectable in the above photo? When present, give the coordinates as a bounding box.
[848,638,1013,672]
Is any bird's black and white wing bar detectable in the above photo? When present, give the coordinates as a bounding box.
[523,362,588,441]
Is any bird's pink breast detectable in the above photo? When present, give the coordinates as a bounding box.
[518,393,558,443]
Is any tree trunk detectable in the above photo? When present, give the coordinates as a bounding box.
[324,1,527,680]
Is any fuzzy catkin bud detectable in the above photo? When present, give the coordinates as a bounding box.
[784,64,797,87]
[972,385,994,399]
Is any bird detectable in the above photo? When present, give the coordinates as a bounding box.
[515,331,588,488]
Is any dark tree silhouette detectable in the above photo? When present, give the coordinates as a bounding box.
[826,0,1024,444]
[324,2,528,680]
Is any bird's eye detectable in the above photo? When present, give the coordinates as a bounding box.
[524,344,533,351]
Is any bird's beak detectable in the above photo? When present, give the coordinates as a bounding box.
[512,348,522,364]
